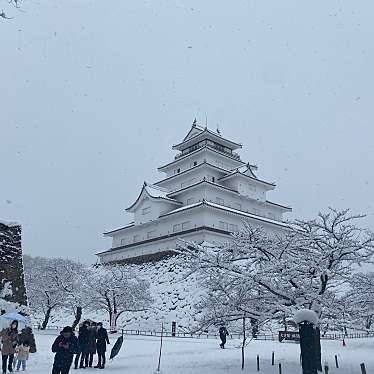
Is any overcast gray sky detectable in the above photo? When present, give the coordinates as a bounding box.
[1,0,373,263]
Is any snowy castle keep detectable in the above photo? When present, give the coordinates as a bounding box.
[97,123,292,264]
[0,220,27,312]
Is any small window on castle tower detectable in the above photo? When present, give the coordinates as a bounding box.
[177,168,181,173]
[216,197,224,205]
[142,207,151,215]
[194,161,198,166]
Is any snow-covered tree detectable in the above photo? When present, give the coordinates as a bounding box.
[0,0,21,19]
[45,258,92,329]
[179,209,374,332]
[85,265,152,331]
[23,256,65,329]
[347,272,374,332]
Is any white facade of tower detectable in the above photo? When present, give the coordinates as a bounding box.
[97,123,292,264]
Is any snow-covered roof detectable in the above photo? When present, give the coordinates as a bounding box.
[167,179,240,197]
[266,200,292,212]
[173,125,242,151]
[0,219,19,228]
[219,170,275,190]
[155,162,230,187]
[158,145,245,171]
[160,200,290,228]
[126,182,182,212]
[103,222,135,236]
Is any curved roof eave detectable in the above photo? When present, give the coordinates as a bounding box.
[172,128,242,151]
[125,182,182,212]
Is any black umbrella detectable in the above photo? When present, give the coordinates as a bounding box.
[110,331,124,360]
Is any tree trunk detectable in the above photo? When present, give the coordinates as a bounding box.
[241,316,246,370]
[72,306,82,330]
[41,307,52,330]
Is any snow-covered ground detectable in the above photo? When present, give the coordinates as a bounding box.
[28,331,374,374]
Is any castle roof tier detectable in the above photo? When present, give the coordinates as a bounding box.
[172,123,242,151]
[126,182,182,212]
[97,121,292,265]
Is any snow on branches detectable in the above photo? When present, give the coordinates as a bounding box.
[86,265,153,329]
[24,256,153,330]
[178,209,374,332]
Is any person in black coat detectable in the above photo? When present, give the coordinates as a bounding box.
[219,325,229,349]
[94,323,110,369]
[51,326,78,374]
[87,323,98,368]
[74,321,90,369]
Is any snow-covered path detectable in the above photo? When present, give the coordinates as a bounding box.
[28,332,374,374]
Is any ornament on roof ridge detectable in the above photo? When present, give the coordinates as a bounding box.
[192,118,197,127]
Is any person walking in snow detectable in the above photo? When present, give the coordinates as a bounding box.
[1,320,19,374]
[74,321,90,369]
[95,323,110,369]
[51,326,78,374]
[15,341,30,371]
[87,323,98,368]
[219,325,229,349]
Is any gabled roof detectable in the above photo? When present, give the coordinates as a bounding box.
[219,170,275,190]
[173,125,242,151]
[125,182,182,212]
[167,179,240,197]
[235,162,258,178]
[183,121,206,141]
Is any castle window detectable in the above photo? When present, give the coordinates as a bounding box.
[229,224,239,232]
[173,224,181,233]
[182,221,191,230]
[216,197,224,205]
[194,161,198,166]
[177,168,181,173]
[142,207,151,215]
[120,238,126,246]
[147,230,156,239]
[219,221,228,230]
[133,235,140,242]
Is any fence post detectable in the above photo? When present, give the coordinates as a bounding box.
[278,363,282,374]
[257,355,260,371]
[335,355,339,369]
[272,352,275,366]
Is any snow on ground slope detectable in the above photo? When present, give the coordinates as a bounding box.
[33,255,203,332]
[29,331,374,374]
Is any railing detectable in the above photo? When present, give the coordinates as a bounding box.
[32,325,374,341]
[175,144,241,161]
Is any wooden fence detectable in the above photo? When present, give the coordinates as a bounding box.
[32,325,374,341]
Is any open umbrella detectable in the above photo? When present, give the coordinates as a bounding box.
[110,331,124,360]
[0,313,29,329]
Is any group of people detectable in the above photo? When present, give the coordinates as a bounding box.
[52,321,109,374]
[0,320,35,374]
